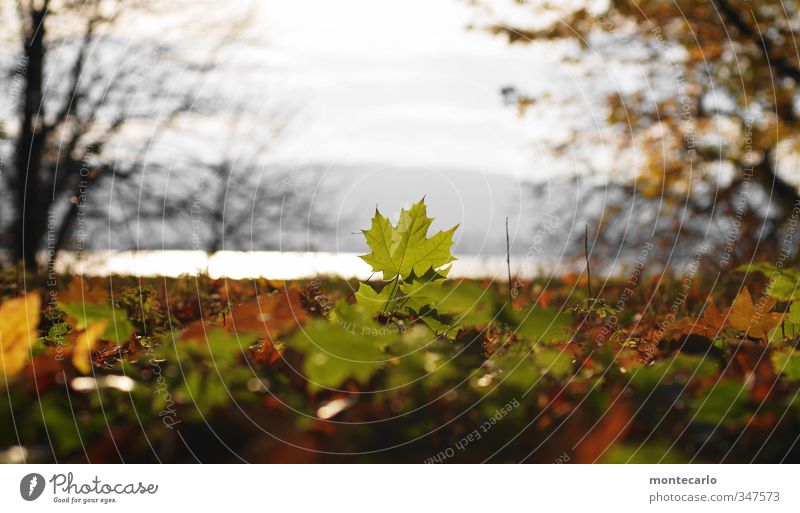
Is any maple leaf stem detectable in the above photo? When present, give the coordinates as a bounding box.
[382,276,401,315]
[393,295,410,314]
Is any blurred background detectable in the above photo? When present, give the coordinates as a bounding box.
[2,0,799,275]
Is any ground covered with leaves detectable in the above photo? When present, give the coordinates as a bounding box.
[2,200,800,463]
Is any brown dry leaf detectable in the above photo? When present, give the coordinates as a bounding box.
[25,355,66,394]
[178,318,216,342]
[225,288,308,340]
[71,321,107,374]
[724,288,784,340]
[735,344,775,402]
[571,398,630,463]
[60,276,107,304]
[216,280,255,303]
[677,302,725,338]
[0,293,41,381]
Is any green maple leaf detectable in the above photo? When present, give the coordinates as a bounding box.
[354,282,395,316]
[407,304,457,339]
[360,211,396,278]
[360,199,458,280]
[397,267,449,311]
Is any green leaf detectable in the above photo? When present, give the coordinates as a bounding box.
[691,380,747,426]
[769,275,800,302]
[45,322,69,344]
[394,200,458,278]
[736,263,800,301]
[600,444,688,463]
[156,329,257,413]
[492,350,540,390]
[288,303,398,391]
[354,282,394,317]
[533,347,573,379]
[359,199,458,280]
[401,277,494,327]
[386,326,458,389]
[37,395,91,454]
[60,302,134,343]
[159,328,256,377]
[735,262,780,275]
[508,307,572,343]
[358,200,460,338]
[630,354,717,391]
[407,304,458,339]
[397,267,448,312]
[768,302,800,343]
[360,211,397,278]
[359,267,462,339]
[434,281,496,327]
[772,350,800,381]
[631,354,719,392]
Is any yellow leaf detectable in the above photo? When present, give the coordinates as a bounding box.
[0,293,41,382]
[71,321,107,374]
[725,288,783,340]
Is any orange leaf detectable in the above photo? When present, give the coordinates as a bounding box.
[677,302,725,338]
[179,318,215,342]
[225,288,308,340]
[253,339,283,365]
[724,288,783,340]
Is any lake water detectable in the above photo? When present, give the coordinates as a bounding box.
[54,250,573,280]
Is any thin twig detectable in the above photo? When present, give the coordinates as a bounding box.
[506,217,513,308]
[585,224,593,298]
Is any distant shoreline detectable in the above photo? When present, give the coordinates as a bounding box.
[48,250,577,280]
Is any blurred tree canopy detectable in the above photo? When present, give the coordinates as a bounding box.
[481,0,800,265]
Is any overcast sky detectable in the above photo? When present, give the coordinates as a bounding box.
[100,0,601,255]
[252,0,572,179]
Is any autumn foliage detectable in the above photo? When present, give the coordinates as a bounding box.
[1,201,800,463]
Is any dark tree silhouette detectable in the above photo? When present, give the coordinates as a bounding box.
[1,0,254,270]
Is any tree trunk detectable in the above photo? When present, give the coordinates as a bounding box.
[12,5,48,270]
